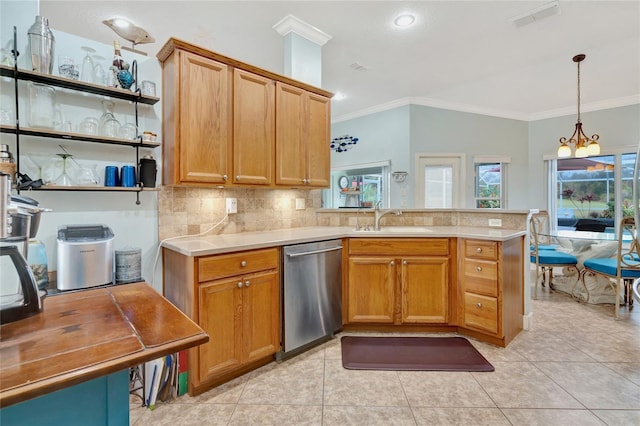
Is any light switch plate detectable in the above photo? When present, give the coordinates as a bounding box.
[226,198,237,214]
[295,198,306,210]
[489,218,502,227]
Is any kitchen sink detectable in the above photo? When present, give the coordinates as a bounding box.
[355,226,435,233]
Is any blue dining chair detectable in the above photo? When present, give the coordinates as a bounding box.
[530,212,579,297]
[581,217,639,319]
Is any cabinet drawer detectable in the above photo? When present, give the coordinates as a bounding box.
[464,240,498,260]
[463,259,498,297]
[349,238,449,256]
[464,293,498,334]
[198,248,278,282]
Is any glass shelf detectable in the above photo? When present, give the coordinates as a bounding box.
[0,125,161,148]
[0,65,160,105]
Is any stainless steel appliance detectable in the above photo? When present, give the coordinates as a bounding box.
[57,224,114,290]
[280,239,342,357]
[1,172,43,324]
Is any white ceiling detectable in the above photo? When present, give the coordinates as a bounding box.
[40,1,640,122]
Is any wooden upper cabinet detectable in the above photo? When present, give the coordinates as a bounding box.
[233,69,274,185]
[306,93,331,187]
[163,50,231,185]
[158,38,332,189]
[275,83,306,186]
[276,82,331,188]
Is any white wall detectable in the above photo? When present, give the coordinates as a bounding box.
[527,104,640,210]
[1,3,163,291]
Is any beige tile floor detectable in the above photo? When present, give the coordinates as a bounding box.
[131,286,640,425]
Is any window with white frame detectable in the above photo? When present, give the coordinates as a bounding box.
[474,156,509,208]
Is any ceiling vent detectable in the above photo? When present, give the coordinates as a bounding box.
[350,62,368,71]
[509,0,560,27]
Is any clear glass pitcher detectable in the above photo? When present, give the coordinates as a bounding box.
[28,82,56,129]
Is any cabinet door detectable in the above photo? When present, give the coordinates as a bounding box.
[242,270,280,362]
[347,257,395,323]
[233,69,274,185]
[198,278,243,383]
[275,82,306,186]
[179,51,231,184]
[401,257,448,323]
[306,93,331,187]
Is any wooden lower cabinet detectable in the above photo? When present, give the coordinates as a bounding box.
[197,270,279,383]
[459,238,524,346]
[347,239,450,325]
[163,247,280,395]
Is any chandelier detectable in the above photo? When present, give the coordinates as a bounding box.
[330,135,358,153]
[557,54,601,158]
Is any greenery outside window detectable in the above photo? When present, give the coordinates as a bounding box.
[474,157,509,209]
[550,152,637,232]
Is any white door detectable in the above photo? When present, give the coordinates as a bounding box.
[416,154,464,208]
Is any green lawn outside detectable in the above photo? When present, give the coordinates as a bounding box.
[557,199,609,218]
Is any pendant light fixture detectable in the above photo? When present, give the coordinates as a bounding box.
[558,54,601,158]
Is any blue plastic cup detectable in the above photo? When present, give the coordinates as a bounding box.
[121,165,136,187]
[104,166,118,187]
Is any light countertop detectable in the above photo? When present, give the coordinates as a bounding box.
[162,226,526,257]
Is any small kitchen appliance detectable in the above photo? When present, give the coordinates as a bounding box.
[1,172,43,324]
[57,224,114,290]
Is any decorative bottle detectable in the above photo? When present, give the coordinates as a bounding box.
[27,16,55,74]
[111,40,125,87]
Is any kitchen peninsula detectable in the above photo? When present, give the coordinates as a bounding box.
[0,282,208,425]
[163,224,526,396]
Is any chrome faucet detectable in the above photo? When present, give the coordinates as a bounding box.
[373,201,402,231]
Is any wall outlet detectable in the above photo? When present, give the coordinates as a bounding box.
[226,198,237,214]
[295,198,306,210]
[488,218,502,227]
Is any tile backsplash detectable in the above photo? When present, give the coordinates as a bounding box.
[158,186,322,240]
[158,185,528,242]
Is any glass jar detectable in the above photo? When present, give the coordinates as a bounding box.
[28,82,56,129]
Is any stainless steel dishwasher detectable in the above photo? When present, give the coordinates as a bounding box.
[280,239,342,357]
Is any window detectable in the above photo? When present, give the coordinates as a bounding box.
[474,163,503,208]
[473,156,509,209]
[551,153,637,231]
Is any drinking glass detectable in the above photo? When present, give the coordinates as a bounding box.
[92,55,107,86]
[99,100,120,137]
[53,153,76,186]
[80,46,96,83]
[58,56,78,80]
[79,117,99,135]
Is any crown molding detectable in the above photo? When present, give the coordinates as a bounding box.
[528,94,640,121]
[332,95,640,124]
[272,14,332,46]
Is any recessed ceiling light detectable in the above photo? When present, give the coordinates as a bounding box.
[394,14,416,28]
[333,92,347,101]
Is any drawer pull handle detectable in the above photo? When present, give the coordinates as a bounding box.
[241,261,247,267]
[245,280,251,287]
[403,260,408,265]
[236,175,240,180]
[223,174,228,181]
[476,247,482,253]
[476,302,482,308]
[237,282,243,288]
[390,261,395,266]
[476,266,482,272]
